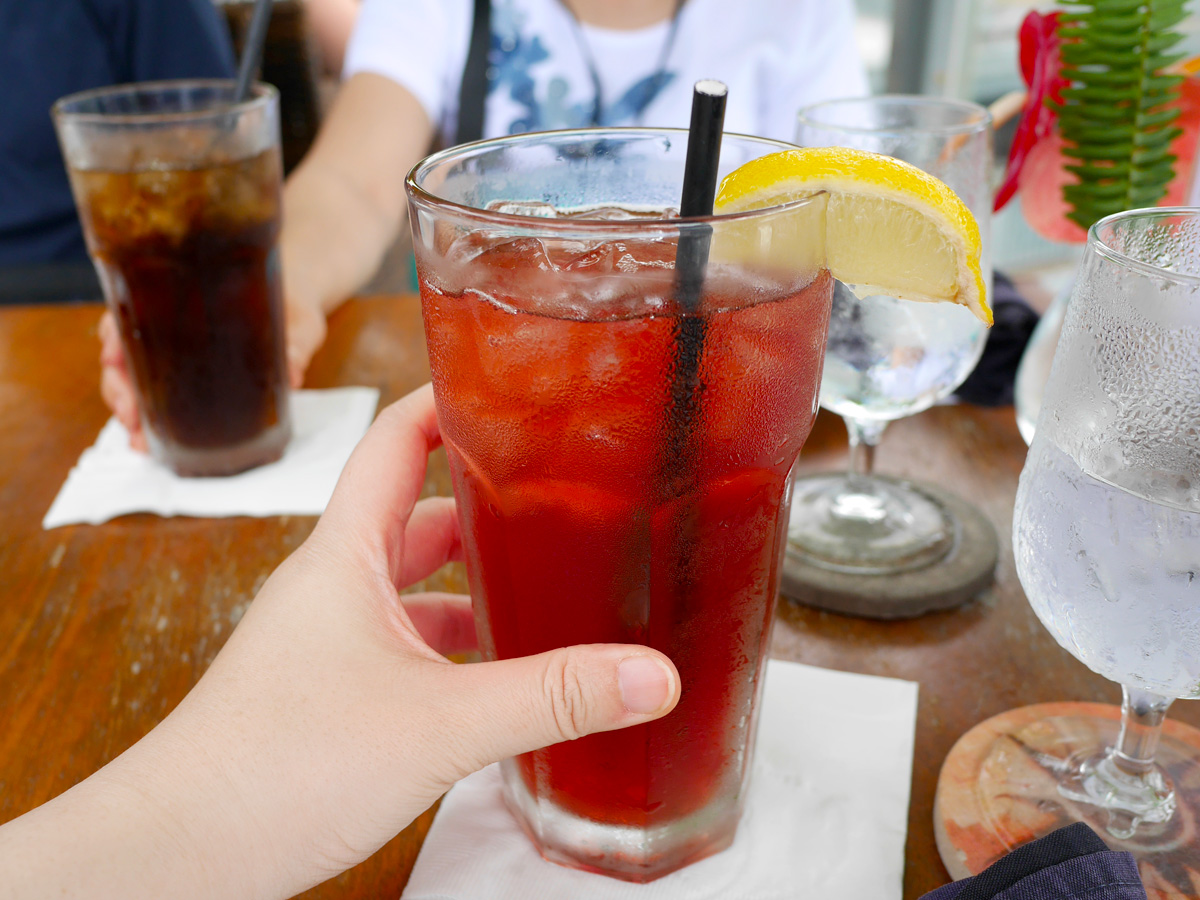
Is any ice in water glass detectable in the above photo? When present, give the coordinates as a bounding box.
[788,96,992,574]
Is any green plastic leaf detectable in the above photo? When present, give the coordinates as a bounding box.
[1055,0,1190,229]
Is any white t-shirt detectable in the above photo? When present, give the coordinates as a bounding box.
[344,0,868,144]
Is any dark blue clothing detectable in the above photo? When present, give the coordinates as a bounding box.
[922,824,1146,900]
[924,852,1146,900]
[0,0,236,268]
[955,271,1040,408]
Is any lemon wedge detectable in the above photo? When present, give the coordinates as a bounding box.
[714,147,991,326]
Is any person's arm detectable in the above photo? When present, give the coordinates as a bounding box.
[0,385,679,900]
[278,72,434,378]
[305,0,360,75]
[99,70,434,432]
[100,0,460,428]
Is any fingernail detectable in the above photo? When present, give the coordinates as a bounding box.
[618,656,673,715]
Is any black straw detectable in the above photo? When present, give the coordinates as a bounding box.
[678,80,728,220]
[663,80,727,487]
[233,0,274,103]
[674,79,727,314]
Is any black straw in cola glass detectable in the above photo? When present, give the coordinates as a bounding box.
[233,0,275,103]
[664,80,727,473]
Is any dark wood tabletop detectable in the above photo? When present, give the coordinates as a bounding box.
[2,296,1188,899]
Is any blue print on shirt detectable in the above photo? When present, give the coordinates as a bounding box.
[488,0,676,133]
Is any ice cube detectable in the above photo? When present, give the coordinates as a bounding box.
[558,241,620,273]
[486,199,561,218]
[485,201,677,221]
[558,204,678,221]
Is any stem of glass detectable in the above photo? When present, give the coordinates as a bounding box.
[826,416,893,528]
[844,415,887,487]
[1111,686,1172,780]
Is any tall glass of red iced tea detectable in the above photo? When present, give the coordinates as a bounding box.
[407,130,832,881]
[54,81,291,476]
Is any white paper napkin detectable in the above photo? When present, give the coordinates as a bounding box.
[43,387,379,528]
[402,659,919,900]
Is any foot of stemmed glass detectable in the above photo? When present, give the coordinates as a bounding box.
[1057,748,1175,840]
[786,416,956,574]
[934,700,1200,897]
[1052,690,1176,841]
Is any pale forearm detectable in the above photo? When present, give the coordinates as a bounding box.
[279,73,433,318]
[305,0,359,75]
[0,734,270,900]
[281,160,403,316]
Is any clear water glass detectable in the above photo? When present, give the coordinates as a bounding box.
[1012,286,1067,445]
[1011,208,1200,862]
[788,96,992,574]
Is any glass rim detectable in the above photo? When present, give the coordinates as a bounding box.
[1089,207,1200,286]
[404,126,827,233]
[51,79,277,126]
[796,94,992,138]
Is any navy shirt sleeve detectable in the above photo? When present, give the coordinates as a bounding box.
[0,0,236,271]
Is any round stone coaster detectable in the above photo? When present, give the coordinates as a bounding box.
[781,478,998,619]
[934,702,1200,898]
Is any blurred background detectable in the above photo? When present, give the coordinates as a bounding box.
[856,0,1200,281]
[218,0,1200,292]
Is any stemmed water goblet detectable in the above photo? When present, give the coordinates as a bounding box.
[936,208,1200,893]
[786,96,993,593]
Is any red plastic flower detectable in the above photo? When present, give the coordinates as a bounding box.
[994,11,1068,212]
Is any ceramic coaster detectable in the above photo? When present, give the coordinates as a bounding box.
[781,478,998,619]
[934,701,1200,899]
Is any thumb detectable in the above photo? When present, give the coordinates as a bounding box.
[284,298,327,388]
[441,645,680,778]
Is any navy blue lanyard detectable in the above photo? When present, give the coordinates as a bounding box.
[455,0,492,144]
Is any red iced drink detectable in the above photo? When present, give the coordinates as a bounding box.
[420,229,831,877]
[408,127,831,882]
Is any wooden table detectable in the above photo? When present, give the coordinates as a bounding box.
[2,296,1189,899]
